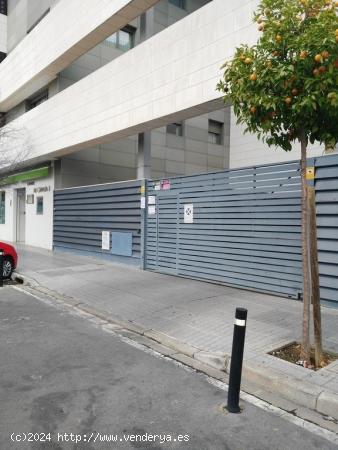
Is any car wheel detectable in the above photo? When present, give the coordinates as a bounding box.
[3,257,13,279]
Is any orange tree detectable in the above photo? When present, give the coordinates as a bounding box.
[217,0,338,367]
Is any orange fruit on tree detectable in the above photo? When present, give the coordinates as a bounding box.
[314,54,323,63]
[321,51,330,59]
[313,68,320,76]
[285,97,292,105]
[258,24,265,31]
[275,34,282,42]
[300,50,308,59]
[244,57,253,64]
[250,106,257,115]
[292,88,298,96]
[334,60,338,68]
[318,66,326,73]
[249,72,257,81]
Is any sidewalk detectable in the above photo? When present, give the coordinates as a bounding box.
[14,245,338,422]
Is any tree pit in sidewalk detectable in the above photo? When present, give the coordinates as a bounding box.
[269,342,338,371]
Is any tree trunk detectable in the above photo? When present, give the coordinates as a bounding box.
[300,129,311,365]
[308,186,324,367]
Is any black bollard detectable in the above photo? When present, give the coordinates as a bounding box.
[0,250,3,287]
[227,307,248,413]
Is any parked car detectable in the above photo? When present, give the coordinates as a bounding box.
[0,242,18,279]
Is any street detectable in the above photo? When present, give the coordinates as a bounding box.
[0,286,336,450]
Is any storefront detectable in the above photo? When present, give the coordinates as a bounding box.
[0,165,54,249]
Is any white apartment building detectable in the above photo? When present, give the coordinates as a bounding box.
[0,0,327,251]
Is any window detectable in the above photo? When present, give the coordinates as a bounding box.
[169,0,186,9]
[105,26,136,51]
[27,90,49,111]
[36,196,43,215]
[167,122,183,137]
[0,112,5,128]
[208,120,223,145]
[0,0,7,15]
[0,191,5,224]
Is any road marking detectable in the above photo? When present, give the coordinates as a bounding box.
[11,285,338,445]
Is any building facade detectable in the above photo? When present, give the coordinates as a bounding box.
[0,0,331,250]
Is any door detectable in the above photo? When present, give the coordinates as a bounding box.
[145,193,178,274]
[16,189,26,243]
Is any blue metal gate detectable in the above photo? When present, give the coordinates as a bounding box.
[145,161,303,298]
[54,179,142,263]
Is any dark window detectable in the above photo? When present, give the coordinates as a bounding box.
[167,122,183,137]
[105,25,136,51]
[208,120,223,145]
[169,0,186,9]
[0,52,6,63]
[0,112,5,128]
[27,90,49,111]
[0,0,7,15]
[27,8,50,34]
[0,191,5,224]
[36,196,43,215]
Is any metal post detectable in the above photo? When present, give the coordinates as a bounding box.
[227,307,248,413]
[0,250,3,287]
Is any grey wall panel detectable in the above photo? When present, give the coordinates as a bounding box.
[145,161,303,298]
[314,153,338,308]
[54,180,142,261]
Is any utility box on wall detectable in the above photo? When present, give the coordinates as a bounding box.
[111,231,133,257]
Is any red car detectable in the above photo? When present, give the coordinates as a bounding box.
[0,242,18,278]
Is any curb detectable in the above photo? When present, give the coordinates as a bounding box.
[66,302,338,421]
[12,271,38,287]
[18,283,338,423]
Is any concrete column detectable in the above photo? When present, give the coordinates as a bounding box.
[137,131,151,179]
[137,10,153,180]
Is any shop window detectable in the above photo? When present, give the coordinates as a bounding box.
[105,26,136,51]
[169,0,186,9]
[208,120,223,145]
[0,191,5,224]
[36,196,43,215]
[167,122,183,137]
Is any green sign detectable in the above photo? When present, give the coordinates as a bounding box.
[1,166,49,185]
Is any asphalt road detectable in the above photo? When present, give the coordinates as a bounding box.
[0,286,336,450]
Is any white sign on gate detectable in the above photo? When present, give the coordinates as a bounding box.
[102,231,110,250]
[184,204,194,223]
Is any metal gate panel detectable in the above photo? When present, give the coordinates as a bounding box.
[145,162,302,298]
[145,193,178,274]
[54,179,142,261]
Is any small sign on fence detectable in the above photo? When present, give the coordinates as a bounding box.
[184,204,194,223]
[102,231,110,250]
